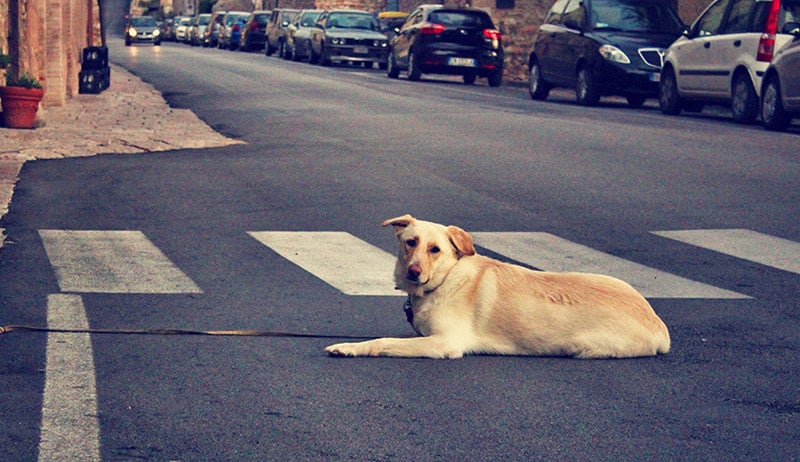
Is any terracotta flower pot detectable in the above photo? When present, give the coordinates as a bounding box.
[1,85,45,129]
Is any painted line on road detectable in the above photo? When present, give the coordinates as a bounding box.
[38,230,202,294]
[38,293,100,462]
[471,232,749,299]
[652,229,800,275]
[248,231,401,296]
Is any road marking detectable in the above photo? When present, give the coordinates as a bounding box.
[471,232,749,299]
[248,231,401,296]
[652,229,800,274]
[38,230,202,294]
[38,294,101,462]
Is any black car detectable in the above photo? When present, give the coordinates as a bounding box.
[528,0,684,106]
[387,5,504,86]
[124,16,162,46]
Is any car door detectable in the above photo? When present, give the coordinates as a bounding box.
[673,0,733,97]
[536,0,572,84]
[394,8,423,67]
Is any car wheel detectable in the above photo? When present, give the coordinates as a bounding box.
[761,74,790,132]
[320,45,331,66]
[282,42,292,60]
[487,70,502,88]
[408,52,422,81]
[626,95,646,107]
[463,73,477,85]
[528,59,550,100]
[659,66,683,115]
[309,46,319,64]
[731,72,758,124]
[387,53,400,78]
[575,66,600,106]
[291,42,302,62]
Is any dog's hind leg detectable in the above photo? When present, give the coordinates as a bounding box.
[325,336,465,359]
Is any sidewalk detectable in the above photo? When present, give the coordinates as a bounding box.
[0,64,243,248]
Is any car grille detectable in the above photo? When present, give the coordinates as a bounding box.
[638,48,665,69]
[343,38,378,46]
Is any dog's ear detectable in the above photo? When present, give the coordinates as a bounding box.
[381,215,415,234]
[447,226,476,257]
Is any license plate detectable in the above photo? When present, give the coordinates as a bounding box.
[448,57,476,67]
[353,46,369,54]
[650,72,660,82]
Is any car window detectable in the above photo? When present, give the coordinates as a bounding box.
[562,0,588,27]
[780,0,800,27]
[591,0,684,33]
[327,13,377,30]
[722,0,757,33]
[428,11,492,28]
[132,17,157,27]
[545,0,572,24]
[694,0,731,36]
[300,12,322,27]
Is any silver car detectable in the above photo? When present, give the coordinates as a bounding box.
[762,27,800,130]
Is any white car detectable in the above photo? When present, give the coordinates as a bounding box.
[660,0,800,123]
[175,16,193,42]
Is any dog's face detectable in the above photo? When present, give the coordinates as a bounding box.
[382,215,476,295]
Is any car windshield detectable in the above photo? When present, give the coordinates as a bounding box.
[199,16,210,25]
[327,13,378,30]
[591,0,684,34]
[428,11,492,28]
[300,12,322,27]
[131,17,157,27]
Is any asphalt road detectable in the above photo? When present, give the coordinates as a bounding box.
[1,36,799,461]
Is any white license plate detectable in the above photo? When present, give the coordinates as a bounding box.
[353,46,369,54]
[448,57,476,67]
[650,72,660,82]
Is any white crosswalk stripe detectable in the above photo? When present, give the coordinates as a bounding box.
[38,230,202,294]
[248,231,401,296]
[471,232,749,299]
[652,229,800,275]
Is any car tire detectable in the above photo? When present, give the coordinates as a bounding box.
[291,43,302,62]
[528,59,550,100]
[761,74,790,132]
[576,66,600,106]
[659,66,683,116]
[408,52,422,81]
[320,45,331,66]
[387,53,400,78]
[282,42,292,60]
[731,72,758,124]
[463,73,477,85]
[487,71,502,88]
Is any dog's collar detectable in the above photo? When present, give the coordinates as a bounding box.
[403,295,414,325]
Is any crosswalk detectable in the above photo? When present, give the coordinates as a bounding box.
[36,228,800,299]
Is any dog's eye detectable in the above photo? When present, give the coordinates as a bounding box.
[406,239,417,248]
[430,246,440,254]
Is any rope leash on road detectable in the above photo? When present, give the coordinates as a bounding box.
[0,324,372,340]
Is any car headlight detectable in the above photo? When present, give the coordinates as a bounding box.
[374,40,387,47]
[599,44,630,64]
[330,37,343,45]
[128,27,138,38]
[153,29,160,37]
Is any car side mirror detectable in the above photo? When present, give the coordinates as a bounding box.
[782,21,800,36]
[564,19,582,31]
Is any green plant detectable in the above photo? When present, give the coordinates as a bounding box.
[4,68,42,89]
[0,52,10,69]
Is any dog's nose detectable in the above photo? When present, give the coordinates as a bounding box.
[407,263,422,282]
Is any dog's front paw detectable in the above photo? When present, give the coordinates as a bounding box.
[324,342,364,357]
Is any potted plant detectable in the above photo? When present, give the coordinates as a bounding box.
[1,66,45,129]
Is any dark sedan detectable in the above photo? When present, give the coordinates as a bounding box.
[387,5,504,86]
[309,10,389,68]
[528,0,684,106]
[125,16,162,46]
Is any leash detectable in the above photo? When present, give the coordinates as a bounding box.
[0,324,372,340]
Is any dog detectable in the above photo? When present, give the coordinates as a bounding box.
[325,215,670,359]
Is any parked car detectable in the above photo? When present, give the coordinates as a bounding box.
[162,16,180,42]
[189,14,212,46]
[125,16,162,46]
[175,16,193,43]
[218,11,250,50]
[378,10,409,41]
[204,11,227,48]
[240,10,271,51]
[282,9,324,60]
[761,26,800,130]
[388,5,504,86]
[660,0,800,123]
[265,9,301,56]
[527,0,683,105]
[309,9,390,68]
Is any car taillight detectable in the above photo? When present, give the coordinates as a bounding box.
[483,28,501,49]
[757,0,781,61]
[233,24,241,32]
[419,23,446,35]
[248,22,258,31]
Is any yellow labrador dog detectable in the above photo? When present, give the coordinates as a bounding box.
[325,215,670,359]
